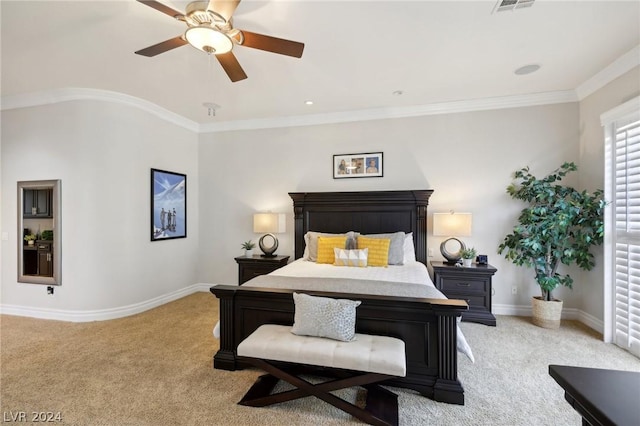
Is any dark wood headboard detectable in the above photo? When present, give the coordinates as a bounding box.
[288,190,434,264]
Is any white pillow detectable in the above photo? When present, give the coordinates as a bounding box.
[403,232,416,263]
[291,293,361,342]
[333,248,368,267]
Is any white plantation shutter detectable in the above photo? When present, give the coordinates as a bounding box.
[605,98,640,358]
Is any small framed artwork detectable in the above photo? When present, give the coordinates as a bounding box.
[150,168,187,241]
[333,152,383,179]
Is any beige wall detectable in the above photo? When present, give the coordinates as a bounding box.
[198,103,581,312]
[1,101,200,313]
[577,66,640,322]
[1,67,637,326]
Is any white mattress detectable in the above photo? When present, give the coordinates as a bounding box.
[270,258,433,286]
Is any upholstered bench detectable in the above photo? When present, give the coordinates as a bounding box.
[237,324,406,426]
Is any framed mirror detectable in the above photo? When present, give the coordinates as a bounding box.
[17,180,61,285]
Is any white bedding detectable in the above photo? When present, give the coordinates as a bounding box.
[271,258,431,285]
[213,258,475,362]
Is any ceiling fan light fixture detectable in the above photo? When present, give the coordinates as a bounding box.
[185,26,233,54]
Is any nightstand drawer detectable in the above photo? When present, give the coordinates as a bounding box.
[431,261,498,326]
[449,294,488,310]
[235,255,290,285]
[439,277,487,294]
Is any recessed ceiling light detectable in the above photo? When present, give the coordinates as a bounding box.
[304,100,314,105]
[514,64,540,75]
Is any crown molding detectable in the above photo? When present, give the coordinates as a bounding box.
[200,90,578,133]
[4,42,637,134]
[1,88,200,133]
[1,87,578,134]
[576,45,640,101]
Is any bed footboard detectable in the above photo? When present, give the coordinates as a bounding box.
[210,285,468,405]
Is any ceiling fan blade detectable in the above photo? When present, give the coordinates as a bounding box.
[215,52,248,82]
[207,0,241,22]
[135,36,188,57]
[137,0,184,19]
[237,30,304,58]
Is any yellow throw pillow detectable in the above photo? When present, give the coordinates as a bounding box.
[357,236,390,267]
[317,236,348,264]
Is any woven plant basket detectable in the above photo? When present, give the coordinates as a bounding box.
[531,296,563,329]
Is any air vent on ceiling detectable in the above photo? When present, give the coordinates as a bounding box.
[495,0,535,12]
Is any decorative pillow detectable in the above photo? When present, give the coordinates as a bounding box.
[360,232,405,265]
[403,232,417,263]
[304,232,355,261]
[291,292,361,341]
[333,248,368,267]
[316,236,348,264]
[356,236,390,267]
[345,231,359,250]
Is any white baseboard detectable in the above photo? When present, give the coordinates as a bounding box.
[493,303,603,333]
[576,310,604,334]
[0,283,213,322]
[1,289,606,334]
[493,303,532,317]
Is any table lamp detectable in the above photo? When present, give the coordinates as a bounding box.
[433,212,472,264]
[253,213,286,257]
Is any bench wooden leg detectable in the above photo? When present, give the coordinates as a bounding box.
[239,358,399,426]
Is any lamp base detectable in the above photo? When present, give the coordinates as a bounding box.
[440,237,466,264]
[258,233,279,257]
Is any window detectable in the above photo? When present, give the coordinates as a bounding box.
[603,96,640,358]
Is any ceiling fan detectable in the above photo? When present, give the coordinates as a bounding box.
[135,0,305,82]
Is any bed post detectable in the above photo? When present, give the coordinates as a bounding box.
[290,193,305,260]
[412,190,430,265]
[434,310,465,405]
[211,286,238,370]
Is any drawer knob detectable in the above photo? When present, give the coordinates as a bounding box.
[457,282,471,287]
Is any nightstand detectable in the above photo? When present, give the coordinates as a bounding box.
[431,261,498,326]
[235,255,290,285]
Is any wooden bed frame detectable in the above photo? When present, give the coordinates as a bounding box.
[210,190,468,405]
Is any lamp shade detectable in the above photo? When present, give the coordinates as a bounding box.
[433,212,472,237]
[253,213,286,234]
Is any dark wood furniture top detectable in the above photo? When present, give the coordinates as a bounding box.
[431,261,497,326]
[212,190,470,405]
[234,255,290,285]
[549,364,640,426]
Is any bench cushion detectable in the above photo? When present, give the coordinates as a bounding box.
[237,324,406,377]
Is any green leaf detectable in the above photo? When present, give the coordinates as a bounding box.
[498,162,604,297]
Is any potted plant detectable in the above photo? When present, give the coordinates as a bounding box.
[460,247,477,267]
[498,162,605,329]
[24,234,36,246]
[242,240,256,257]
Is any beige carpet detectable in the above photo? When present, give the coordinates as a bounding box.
[1,292,639,425]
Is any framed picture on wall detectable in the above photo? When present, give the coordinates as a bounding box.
[150,168,187,241]
[333,152,383,178]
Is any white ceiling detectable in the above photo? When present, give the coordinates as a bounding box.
[2,0,639,127]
